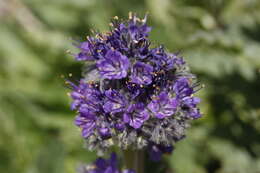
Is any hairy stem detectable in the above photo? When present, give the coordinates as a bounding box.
[123,150,144,173]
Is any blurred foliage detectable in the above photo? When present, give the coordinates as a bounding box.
[0,0,260,173]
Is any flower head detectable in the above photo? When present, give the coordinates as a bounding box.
[69,14,203,158]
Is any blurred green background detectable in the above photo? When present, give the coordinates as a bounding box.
[0,0,260,173]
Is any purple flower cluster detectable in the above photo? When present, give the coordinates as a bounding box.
[77,153,134,173]
[69,14,202,159]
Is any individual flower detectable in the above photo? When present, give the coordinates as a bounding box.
[149,46,169,70]
[181,97,201,119]
[125,83,143,99]
[172,77,193,99]
[128,21,151,42]
[147,92,178,119]
[78,153,135,173]
[69,80,102,112]
[130,62,153,85]
[97,50,130,79]
[75,112,96,138]
[75,41,94,61]
[123,103,149,129]
[103,89,127,114]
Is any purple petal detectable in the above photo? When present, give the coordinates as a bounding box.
[148,92,178,119]
[97,50,130,79]
[130,62,153,85]
[126,103,149,129]
[103,89,127,114]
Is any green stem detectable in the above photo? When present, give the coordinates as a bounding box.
[123,150,144,173]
